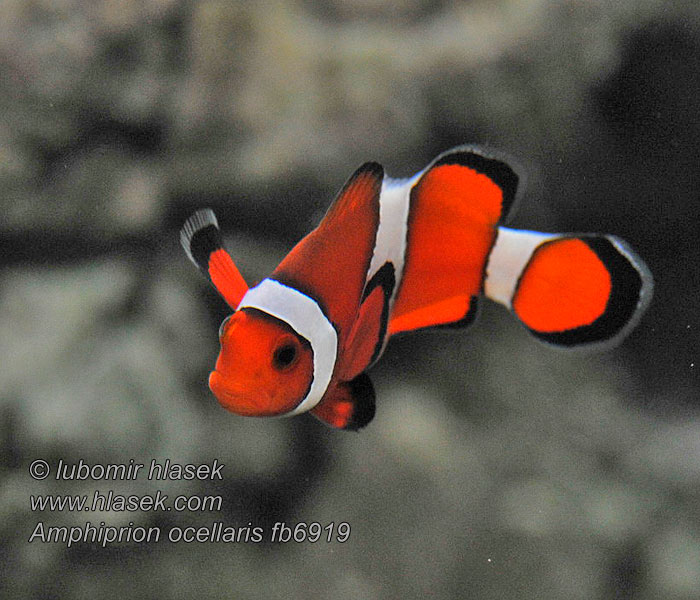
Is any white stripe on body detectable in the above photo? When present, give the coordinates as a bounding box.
[236,278,338,415]
[366,176,416,290]
[484,227,559,308]
[359,175,418,358]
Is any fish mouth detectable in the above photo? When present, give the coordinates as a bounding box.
[208,371,285,417]
[208,371,258,416]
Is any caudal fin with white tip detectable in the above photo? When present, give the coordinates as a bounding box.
[485,227,653,348]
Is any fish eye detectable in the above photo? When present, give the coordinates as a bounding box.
[219,315,232,339]
[272,342,298,371]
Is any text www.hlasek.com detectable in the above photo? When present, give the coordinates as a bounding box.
[30,490,220,513]
[28,459,350,548]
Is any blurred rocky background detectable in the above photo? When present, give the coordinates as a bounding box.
[0,0,698,598]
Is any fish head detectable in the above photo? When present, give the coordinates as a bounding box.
[208,308,314,416]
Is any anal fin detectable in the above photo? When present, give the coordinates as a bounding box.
[310,373,376,431]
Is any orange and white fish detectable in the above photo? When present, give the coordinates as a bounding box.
[181,146,653,430]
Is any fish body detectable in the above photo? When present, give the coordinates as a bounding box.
[181,146,653,430]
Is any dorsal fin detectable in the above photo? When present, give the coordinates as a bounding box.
[429,145,523,223]
[273,162,384,339]
[388,147,522,335]
[180,209,249,308]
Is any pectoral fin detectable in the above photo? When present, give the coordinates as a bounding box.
[310,373,376,431]
[180,209,249,309]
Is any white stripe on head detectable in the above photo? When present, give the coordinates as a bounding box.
[236,278,337,415]
[484,227,559,308]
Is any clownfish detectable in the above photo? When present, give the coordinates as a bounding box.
[181,146,653,430]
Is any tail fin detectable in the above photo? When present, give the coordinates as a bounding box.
[485,228,653,348]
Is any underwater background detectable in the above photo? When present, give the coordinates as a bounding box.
[1,1,699,598]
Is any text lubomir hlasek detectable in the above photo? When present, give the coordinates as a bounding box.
[53,459,224,481]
